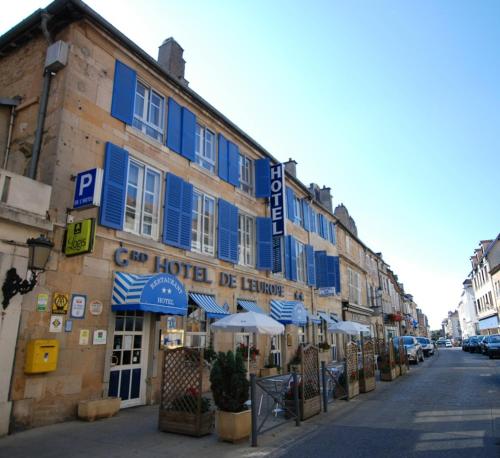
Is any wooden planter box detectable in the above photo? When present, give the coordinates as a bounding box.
[394,365,401,377]
[159,410,214,437]
[400,364,408,375]
[380,367,397,381]
[285,395,321,421]
[348,381,359,399]
[260,367,279,377]
[359,376,376,393]
[215,410,251,443]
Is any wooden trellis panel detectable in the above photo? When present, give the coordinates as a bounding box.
[299,344,321,420]
[346,341,359,380]
[159,347,213,436]
[362,339,375,379]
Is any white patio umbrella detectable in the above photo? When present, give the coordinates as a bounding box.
[211,311,285,374]
[328,320,370,335]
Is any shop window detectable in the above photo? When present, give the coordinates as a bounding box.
[192,189,215,255]
[185,301,208,348]
[298,325,306,345]
[239,154,254,195]
[238,213,255,267]
[133,81,165,142]
[270,335,282,367]
[125,159,160,238]
[195,124,216,173]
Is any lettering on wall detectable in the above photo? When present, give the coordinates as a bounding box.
[269,164,285,236]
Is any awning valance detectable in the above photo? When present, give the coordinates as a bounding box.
[112,272,188,315]
[237,299,265,314]
[317,311,336,325]
[307,311,321,324]
[189,293,229,319]
[270,300,307,326]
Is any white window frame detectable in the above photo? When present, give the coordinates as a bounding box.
[348,267,362,305]
[133,81,165,142]
[238,212,255,267]
[195,124,216,173]
[295,239,307,284]
[185,301,209,349]
[124,159,161,239]
[293,196,303,226]
[191,189,216,256]
[239,154,254,195]
[298,325,306,345]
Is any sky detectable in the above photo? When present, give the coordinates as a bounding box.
[2,1,499,329]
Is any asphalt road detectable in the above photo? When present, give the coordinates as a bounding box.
[275,348,500,458]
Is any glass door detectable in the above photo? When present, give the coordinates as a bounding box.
[108,311,150,408]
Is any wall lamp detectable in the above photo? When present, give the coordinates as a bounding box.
[2,234,54,309]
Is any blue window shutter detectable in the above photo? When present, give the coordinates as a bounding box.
[326,256,335,287]
[330,222,337,244]
[99,142,128,230]
[302,200,311,231]
[163,173,183,248]
[333,256,341,293]
[272,236,282,273]
[227,141,240,187]
[218,134,228,182]
[285,235,297,281]
[286,187,295,221]
[218,199,238,263]
[256,217,272,270]
[166,98,182,153]
[179,180,193,249]
[181,107,196,161]
[315,250,327,288]
[306,245,315,286]
[111,60,136,125]
[255,158,271,198]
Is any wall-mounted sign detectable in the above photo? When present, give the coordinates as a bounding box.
[270,164,285,236]
[318,287,336,297]
[70,294,86,319]
[79,329,90,345]
[63,219,95,257]
[65,320,73,332]
[89,300,103,316]
[49,315,63,333]
[93,329,107,345]
[73,168,103,208]
[36,293,49,312]
[52,293,69,314]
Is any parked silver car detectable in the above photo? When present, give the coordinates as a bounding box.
[416,337,434,356]
[401,336,424,363]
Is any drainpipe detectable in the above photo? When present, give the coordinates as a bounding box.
[28,11,53,180]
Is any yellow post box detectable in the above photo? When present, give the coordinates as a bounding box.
[24,339,59,374]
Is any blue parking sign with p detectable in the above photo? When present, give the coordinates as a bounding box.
[73,168,103,209]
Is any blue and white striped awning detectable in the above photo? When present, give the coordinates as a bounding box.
[190,293,229,319]
[237,299,265,314]
[307,311,321,324]
[318,312,335,325]
[112,272,188,315]
[270,300,307,326]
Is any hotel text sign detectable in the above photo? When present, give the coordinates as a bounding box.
[270,164,285,236]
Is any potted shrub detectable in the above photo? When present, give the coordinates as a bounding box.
[260,352,279,377]
[379,357,397,381]
[318,341,331,353]
[288,350,301,374]
[210,350,251,443]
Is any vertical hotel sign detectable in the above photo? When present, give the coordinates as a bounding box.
[270,163,285,236]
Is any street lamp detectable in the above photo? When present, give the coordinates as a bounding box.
[2,234,53,309]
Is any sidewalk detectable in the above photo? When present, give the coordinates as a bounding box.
[0,370,415,458]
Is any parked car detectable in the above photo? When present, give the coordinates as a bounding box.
[436,339,447,347]
[462,338,470,351]
[485,335,500,359]
[480,335,490,354]
[468,336,480,353]
[445,339,452,348]
[400,336,424,363]
[416,337,434,356]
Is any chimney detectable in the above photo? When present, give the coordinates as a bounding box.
[318,186,332,212]
[158,37,189,86]
[284,158,297,178]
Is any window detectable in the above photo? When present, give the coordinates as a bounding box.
[185,302,208,348]
[295,240,307,283]
[133,81,165,142]
[346,235,351,254]
[270,335,282,367]
[239,154,254,194]
[191,189,215,255]
[125,159,160,238]
[238,213,255,267]
[298,325,306,345]
[195,124,216,173]
[293,196,303,226]
[317,314,325,343]
[348,268,362,305]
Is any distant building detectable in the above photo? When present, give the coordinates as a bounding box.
[457,279,478,338]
